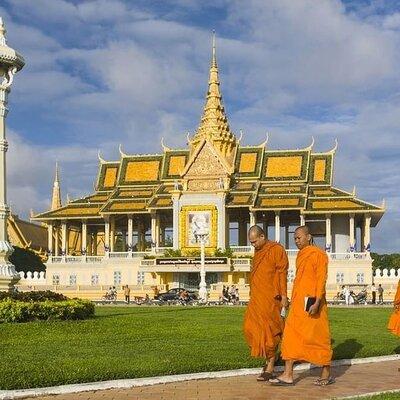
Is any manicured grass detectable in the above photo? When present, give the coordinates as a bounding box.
[350,393,400,399]
[1,307,398,390]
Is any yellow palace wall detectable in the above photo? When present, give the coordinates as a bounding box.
[16,256,399,301]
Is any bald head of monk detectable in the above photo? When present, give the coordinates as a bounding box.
[248,225,267,250]
[294,225,312,250]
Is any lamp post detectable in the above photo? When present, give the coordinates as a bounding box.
[195,230,209,302]
[0,18,24,291]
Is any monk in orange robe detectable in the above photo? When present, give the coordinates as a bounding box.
[243,225,289,381]
[388,280,400,336]
[270,225,334,386]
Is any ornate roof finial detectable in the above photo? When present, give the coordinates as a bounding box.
[161,137,171,152]
[212,29,216,68]
[119,144,127,157]
[259,132,269,148]
[97,150,106,163]
[238,129,243,144]
[381,198,386,209]
[352,185,356,196]
[302,136,315,151]
[51,162,62,211]
[329,138,338,154]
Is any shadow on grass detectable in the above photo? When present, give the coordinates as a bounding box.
[394,345,400,354]
[333,338,363,360]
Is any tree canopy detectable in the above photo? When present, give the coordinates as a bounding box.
[371,252,400,270]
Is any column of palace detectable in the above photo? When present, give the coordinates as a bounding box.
[229,209,372,255]
[0,18,24,290]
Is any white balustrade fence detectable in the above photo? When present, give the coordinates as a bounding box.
[373,268,399,285]
[17,271,46,284]
[231,246,253,254]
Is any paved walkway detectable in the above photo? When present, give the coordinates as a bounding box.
[18,360,400,400]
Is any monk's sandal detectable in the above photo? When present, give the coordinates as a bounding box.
[257,371,276,381]
[314,377,335,386]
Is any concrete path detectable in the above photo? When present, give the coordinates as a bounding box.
[17,359,400,400]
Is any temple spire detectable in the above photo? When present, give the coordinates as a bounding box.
[51,162,62,210]
[190,31,237,164]
[0,17,6,46]
[212,30,216,67]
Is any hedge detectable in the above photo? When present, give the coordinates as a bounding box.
[0,299,95,323]
[0,290,69,302]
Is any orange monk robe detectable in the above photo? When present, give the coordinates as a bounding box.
[281,245,333,366]
[388,280,400,336]
[243,241,289,358]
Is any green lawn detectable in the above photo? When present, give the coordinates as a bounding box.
[349,393,400,400]
[1,307,399,390]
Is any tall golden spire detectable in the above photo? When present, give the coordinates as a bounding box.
[190,31,237,163]
[51,162,62,210]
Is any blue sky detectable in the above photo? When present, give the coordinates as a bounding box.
[1,0,400,253]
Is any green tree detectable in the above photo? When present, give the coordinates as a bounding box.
[9,246,46,273]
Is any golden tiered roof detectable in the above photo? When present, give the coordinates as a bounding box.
[32,35,384,226]
[189,33,237,166]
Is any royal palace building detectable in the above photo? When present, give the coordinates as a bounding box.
[31,37,385,300]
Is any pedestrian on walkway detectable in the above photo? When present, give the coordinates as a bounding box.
[378,284,384,304]
[388,280,400,336]
[270,225,334,387]
[344,286,352,306]
[243,225,289,382]
[124,285,131,304]
[371,283,377,304]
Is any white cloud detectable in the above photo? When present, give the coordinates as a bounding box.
[7,131,100,217]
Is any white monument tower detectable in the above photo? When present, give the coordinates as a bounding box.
[0,17,25,291]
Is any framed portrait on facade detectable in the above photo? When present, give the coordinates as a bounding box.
[179,205,218,250]
[188,211,211,245]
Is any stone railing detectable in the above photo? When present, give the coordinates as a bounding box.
[47,251,152,263]
[47,250,372,264]
[373,268,399,285]
[17,271,46,284]
[231,258,251,267]
[230,246,253,254]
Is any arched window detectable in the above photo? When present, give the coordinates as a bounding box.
[52,274,60,285]
[91,274,99,285]
[336,272,344,283]
[69,274,77,286]
[356,273,365,283]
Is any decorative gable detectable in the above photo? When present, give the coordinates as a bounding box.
[182,140,231,191]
